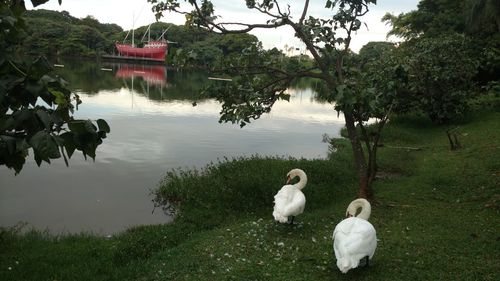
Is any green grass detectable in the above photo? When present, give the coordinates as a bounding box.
[1,110,499,281]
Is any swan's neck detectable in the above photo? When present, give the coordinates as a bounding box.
[347,198,371,220]
[294,170,307,190]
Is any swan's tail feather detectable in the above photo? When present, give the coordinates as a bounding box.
[336,257,361,273]
[337,258,350,274]
[272,211,288,223]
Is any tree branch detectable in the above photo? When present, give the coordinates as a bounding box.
[285,19,337,88]
[189,0,287,34]
[299,0,310,24]
[213,65,324,81]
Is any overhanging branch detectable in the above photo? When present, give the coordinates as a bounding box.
[189,0,288,34]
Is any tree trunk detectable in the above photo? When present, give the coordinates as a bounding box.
[344,112,373,201]
[366,147,377,194]
[357,176,373,200]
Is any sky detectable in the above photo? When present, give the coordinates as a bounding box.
[28,0,420,53]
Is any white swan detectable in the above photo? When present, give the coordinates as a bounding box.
[333,198,377,273]
[272,168,307,224]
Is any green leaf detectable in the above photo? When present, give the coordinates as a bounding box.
[12,108,33,127]
[68,121,87,134]
[28,56,51,80]
[25,80,45,101]
[34,153,42,166]
[29,131,61,163]
[278,93,290,102]
[68,120,95,134]
[48,87,68,105]
[0,116,15,131]
[97,119,110,133]
[35,109,51,129]
[1,136,16,154]
[15,138,30,152]
[30,0,51,7]
[60,132,76,158]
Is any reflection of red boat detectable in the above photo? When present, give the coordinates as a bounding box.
[115,64,167,86]
[115,41,168,62]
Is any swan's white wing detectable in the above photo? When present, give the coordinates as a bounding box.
[273,185,305,222]
[333,217,377,273]
[283,190,306,217]
[273,185,293,222]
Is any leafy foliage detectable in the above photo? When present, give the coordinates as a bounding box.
[465,0,500,33]
[382,0,465,40]
[148,0,394,200]
[400,34,479,123]
[383,0,499,123]
[0,0,109,174]
[20,9,122,57]
[202,44,294,127]
[172,32,259,67]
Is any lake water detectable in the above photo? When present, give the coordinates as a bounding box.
[0,60,344,235]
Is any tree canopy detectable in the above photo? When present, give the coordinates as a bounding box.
[148,0,405,200]
[147,0,499,200]
[1,0,109,174]
[383,0,499,122]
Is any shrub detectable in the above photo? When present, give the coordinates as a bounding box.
[153,154,357,227]
[400,34,480,123]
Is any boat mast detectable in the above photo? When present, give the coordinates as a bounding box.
[141,24,152,43]
[132,13,135,47]
[158,26,171,41]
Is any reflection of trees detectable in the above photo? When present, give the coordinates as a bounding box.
[164,71,208,100]
[288,78,329,105]
[52,59,122,94]
[52,59,209,102]
[117,66,209,102]
[52,59,323,103]
[289,77,319,91]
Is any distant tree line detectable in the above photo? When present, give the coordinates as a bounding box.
[21,9,122,57]
[18,9,315,69]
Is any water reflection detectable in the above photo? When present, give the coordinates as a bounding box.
[114,64,167,86]
[0,60,344,235]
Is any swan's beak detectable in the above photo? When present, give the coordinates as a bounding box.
[286,175,291,184]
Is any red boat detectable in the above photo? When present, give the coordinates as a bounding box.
[114,23,169,62]
[115,41,168,62]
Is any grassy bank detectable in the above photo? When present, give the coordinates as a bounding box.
[1,110,499,281]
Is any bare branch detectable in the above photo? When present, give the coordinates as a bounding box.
[188,0,287,34]
[299,0,310,24]
[214,21,287,33]
[272,0,287,17]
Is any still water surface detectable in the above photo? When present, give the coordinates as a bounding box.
[0,60,344,235]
